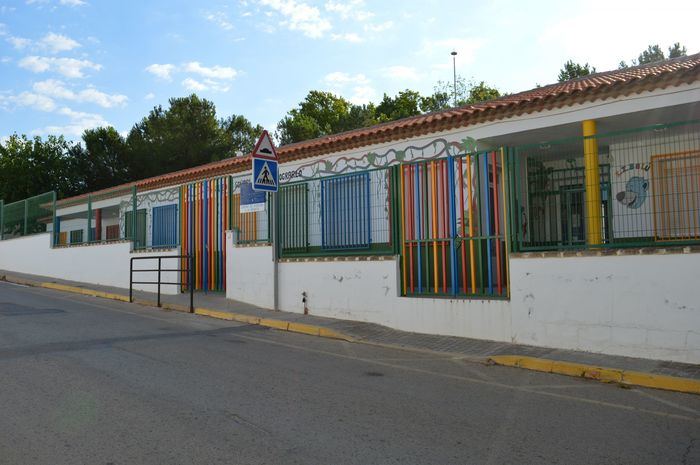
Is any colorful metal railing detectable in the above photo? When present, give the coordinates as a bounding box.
[400,152,509,298]
[180,176,230,291]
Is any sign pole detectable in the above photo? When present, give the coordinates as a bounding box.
[251,130,280,312]
[272,191,279,311]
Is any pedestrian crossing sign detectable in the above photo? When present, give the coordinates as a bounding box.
[252,158,278,192]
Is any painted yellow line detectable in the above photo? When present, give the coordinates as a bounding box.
[259,318,290,331]
[489,355,700,395]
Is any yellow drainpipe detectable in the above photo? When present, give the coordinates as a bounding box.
[582,119,602,245]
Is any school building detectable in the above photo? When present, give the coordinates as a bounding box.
[1,53,699,363]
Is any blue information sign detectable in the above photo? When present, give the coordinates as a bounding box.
[240,181,266,212]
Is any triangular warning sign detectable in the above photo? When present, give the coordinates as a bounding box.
[252,130,278,160]
[255,162,276,187]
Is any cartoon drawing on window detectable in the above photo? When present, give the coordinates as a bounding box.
[615,176,648,209]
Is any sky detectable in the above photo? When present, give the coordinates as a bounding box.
[0,0,698,143]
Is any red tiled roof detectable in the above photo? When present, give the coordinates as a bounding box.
[58,53,700,204]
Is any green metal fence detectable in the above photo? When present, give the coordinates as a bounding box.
[53,186,138,247]
[278,166,399,258]
[509,120,700,251]
[0,191,56,241]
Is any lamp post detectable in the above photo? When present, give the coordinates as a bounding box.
[451,50,457,107]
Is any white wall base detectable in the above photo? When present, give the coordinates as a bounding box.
[0,233,181,294]
[510,252,700,364]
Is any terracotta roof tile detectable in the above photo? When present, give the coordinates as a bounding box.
[58,53,700,204]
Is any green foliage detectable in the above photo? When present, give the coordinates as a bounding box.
[0,134,81,203]
[618,42,687,68]
[426,77,502,111]
[558,60,596,82]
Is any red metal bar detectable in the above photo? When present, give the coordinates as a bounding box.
[492,152,502,294]
[439,159,447,293]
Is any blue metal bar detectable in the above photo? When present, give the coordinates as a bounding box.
[447,156,458,295]
[365,172,371,247]
[321,178,326,248]
[203,180,208,292]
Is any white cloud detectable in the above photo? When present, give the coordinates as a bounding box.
[330,32,362,43]
[38,32,80,53]
[144,92,155,100]
[59,0,86,5]
[32,79,127,108]
[11,91,57,111]
[181,77,230,93]
[258,0,332,38]
[182,77,207,92]
[0,23,6,36]
[322,71,375,104]
[19,56,101,78]
[35,106,108,137]
[184,61,237,80]
[145,63,175,80]
[325,0,373,21]
[364,20,392,33]
[7,36,31,49]
[382,65,420,81]
[205,11,234,31]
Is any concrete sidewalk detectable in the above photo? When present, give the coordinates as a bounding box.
[2,269,699,394]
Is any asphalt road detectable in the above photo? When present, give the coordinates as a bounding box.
[1,281,699,465]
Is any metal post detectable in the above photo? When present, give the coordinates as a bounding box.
[272,192,279,311]
[451,50,458,107]
[87,194,92,242]
[583,120,602,245]
[129,258,133,303]
[189,255,194,313]
[23,199,28,236]
[157,257,161,307]
[131,185,137,249]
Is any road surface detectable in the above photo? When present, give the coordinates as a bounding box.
[0,280,698,464]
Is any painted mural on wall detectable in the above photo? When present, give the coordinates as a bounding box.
[611,147,653,239]
[279,136,478,183]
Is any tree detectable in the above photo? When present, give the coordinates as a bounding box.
[619,42,687,68]
[220,114,264,156]
[668,42,687,58]
[276,91,352,145]
[0,134,79,203]
[76,127,130,192]
[376,90,423,121]
[638,44,666,64]
[558,60,596,82]
[423,76,502,111]
[126,94,227,178]
[467,81,501,104]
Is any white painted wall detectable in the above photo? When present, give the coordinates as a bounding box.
[510,252,700,364]
[226,232,700,363]
[0,233,182,294]
[225,233,511,342]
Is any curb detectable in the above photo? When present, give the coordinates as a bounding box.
[489,355,700,395]
[0,274,354,343]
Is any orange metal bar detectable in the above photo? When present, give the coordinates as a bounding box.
[440,159,447,294]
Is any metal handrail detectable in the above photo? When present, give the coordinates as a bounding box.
[130,255,194,313]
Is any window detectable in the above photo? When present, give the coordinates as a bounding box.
[124,209,147,248]
[321,172,370,249]
[70,229,83,244]
[58,231,67,245]
[280,184,308,253]
[105,224,120,241]
[152,204,178,248]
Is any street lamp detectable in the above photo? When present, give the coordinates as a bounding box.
[451,50,457,107]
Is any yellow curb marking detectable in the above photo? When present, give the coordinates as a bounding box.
[489,355,700,395]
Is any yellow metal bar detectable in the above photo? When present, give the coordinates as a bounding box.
[500,148,510,299]
[431,161,438,293]
[582,120,602,245]
[400,166,407,295]
[466,155,476,293]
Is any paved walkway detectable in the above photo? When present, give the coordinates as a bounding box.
[2,269,699,385]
